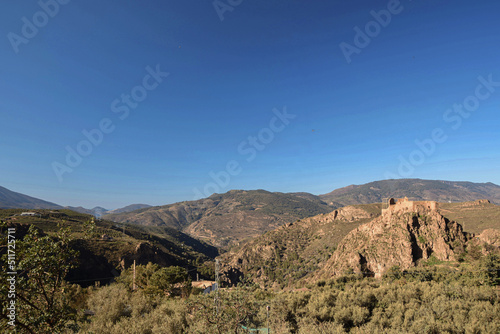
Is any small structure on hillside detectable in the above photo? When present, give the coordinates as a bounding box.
[20,212,41,217]
[192,280,218,294]
[49,211,67,218]
[101,234,113,241]
[382,197,438,217]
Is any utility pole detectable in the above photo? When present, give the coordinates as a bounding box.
[266,305,270,334]
[132,260,136,291]
[215,258,220,316]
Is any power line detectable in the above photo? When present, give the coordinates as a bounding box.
[215,258,220,316]
[132,260,137,291]
[66,276,117,283]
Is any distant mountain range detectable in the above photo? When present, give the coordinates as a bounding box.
[0,186,62,209]
[104,179,500,247]
[2,179,500,247]
[65,206,109,217]
[66,204,152,217]
[104,189,332,247]
[0,186,150,216]
[319,179,500,206]
[106,204,152,215]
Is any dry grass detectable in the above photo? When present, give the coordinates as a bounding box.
[439,201,500,235]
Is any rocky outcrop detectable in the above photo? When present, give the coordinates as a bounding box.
[314,208,470,279]
[478,229,500,248]
[219,241,278,286]
[302,205,378,225]
[218,204,381,287]
[119,242,176,270]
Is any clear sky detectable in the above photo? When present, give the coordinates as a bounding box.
[1,0,499,209]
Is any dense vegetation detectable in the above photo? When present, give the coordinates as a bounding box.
[75,258,500,333]
[0,210,217,290]
[1,218,499,333]
[1,201,499,333]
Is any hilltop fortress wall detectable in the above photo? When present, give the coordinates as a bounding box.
[382,197,438,217]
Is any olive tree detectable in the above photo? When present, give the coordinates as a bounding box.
[0,223,80,333]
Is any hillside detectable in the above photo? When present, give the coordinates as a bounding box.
[219,200,500,288]
[105,190,332,247]
[106,204,152,214]
[66,204,152,217]
[320,179,500,206]
[0,185,152,218]
[314,204,469,280]
[65,206,109,217]
[0,186,62,209]
[439,200,500,234]
[0,209,218,286]
[219,204,382,288]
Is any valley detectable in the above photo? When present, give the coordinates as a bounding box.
[1,179,499,333]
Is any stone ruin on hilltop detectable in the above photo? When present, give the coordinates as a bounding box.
[382,197,438,218]
[313,196,470,279]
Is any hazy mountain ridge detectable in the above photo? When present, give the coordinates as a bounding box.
[0,186,62,209]
[106,204,152,214]
[320,179,500,206]
[66,204,152,217]
[0,185,152,217]
[65,206,109,217]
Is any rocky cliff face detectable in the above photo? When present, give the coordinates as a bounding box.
[118,242,176,270]
[478,229,500,247]
[218,204,381,287]
[219,201,499,287]
[314,208,470,279]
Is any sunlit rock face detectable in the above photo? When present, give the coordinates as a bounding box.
[315,202,469,279]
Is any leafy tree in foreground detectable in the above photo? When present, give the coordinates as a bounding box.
[117,263,191,296]
[0,223,80,333]
[150,266,191,297]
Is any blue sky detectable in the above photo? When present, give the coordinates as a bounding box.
[1,0,499,209]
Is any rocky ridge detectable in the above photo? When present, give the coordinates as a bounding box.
[220,200,500,288]
[314,201,470,279]
[219,204,381,287]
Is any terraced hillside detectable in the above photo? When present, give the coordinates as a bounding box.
[0,209,218,286]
